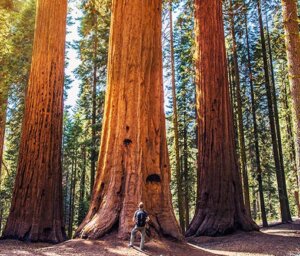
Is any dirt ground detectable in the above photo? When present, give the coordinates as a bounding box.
[0,220,299,256]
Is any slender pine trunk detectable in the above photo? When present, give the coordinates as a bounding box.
[78,146,87,225]
[169,0,185,232]
[182,84,190,229]
[229,0,251,216]
[90,14,98,197]
[0,94,7,184]
[265,14,290,216]
[68,159,74,238]
[244,7,268,227]
[282,77,300,217]
[257,0,291,222]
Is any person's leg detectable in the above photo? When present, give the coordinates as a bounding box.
[129,226,138,247]
[140,227,146,250]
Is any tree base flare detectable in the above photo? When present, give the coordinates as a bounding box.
[2,221,66,244]
[74,0,183,242]
[186,210,259,237]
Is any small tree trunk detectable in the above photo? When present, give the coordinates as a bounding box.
[244,8,268,227]
[252,190,257,220]
[64,159,70,226]
[256,0,291,223]
[2,0,67,243]
[169,0,185,232]
[282,79,300,217]
[68,157,77,238]
[229,0,251,216]
[281,0,300,200]
[228,57,239,149]
[0,100,6,181]
[186,0,258,237]
[90,13,98,197]
[68,159,74,238]
[78,146,87,225]
[266,15,290,215]
[75,0,182,240]
[0,207,3,233]
[183,110,190,229]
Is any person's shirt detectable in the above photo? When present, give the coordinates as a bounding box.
[134,209,148,219]
[133,209,148,226]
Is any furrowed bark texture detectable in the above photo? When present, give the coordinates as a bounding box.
[2,0,67,243]
[75,0,182,240]
[282,0,300,198]
[186,0,258,237]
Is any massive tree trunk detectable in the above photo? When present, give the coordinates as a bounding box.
[2,0,67,243]
[229,0,251,217]
[75,0,182,240]
[186,0,258,237]
[257,0,291,223]
[281,0,300,199]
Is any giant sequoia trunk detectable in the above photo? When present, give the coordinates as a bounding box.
[2,0,67,243]
[75,0,182,240]
[281,0,300,198]
[186,0,258,237]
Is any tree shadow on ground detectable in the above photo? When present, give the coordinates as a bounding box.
[1,221,299,256]
[187,221,300,256]
[0,236,221,256]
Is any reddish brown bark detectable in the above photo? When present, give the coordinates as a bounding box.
[186,0,258,237]
[75,0,182,240]
[2,0,67,243]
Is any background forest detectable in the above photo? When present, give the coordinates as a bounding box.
[0,0,299,239]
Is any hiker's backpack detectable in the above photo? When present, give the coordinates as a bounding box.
[136,210,147,227]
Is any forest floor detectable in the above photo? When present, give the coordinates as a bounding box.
[0,219,299,256]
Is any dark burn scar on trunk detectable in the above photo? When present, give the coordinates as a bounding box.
[123,139,132,146]
[146,174,161,183]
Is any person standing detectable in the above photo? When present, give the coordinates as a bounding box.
[129,202,149,250]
